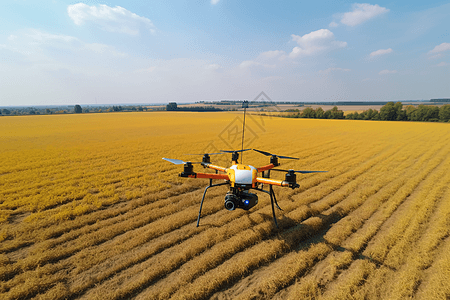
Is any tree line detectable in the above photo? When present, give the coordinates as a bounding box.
[283,106,345,119]
[0,105,150,116]
[166,102,223,112]
[347,102,450,122]
[283,102,450,123]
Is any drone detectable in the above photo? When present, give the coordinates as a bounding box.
[162,101,326,228]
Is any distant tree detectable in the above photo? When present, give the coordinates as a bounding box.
[405,105,416,121]
[439,105,450,122]
[329,106,344,119]
[166,102,178,111]
[425,106,439,121]
[362,108,379,120]
[345,112,356,120]
[74,105,82,114]
[301,107,315,118]
[394,102,403,117]
[396,109,407,121]
[412,105,428,121]
[2,109,11,115]
[315,107,325,119]
[380,102,397,120]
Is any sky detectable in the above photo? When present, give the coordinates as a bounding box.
[0,0,449,106]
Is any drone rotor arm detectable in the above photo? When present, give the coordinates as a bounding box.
[202,163,227,173]
[188,173,229,180]
[257,164,276,173]
[256,177,289,187]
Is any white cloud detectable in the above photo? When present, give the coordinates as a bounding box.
[341,3,389,26]
[211,0,220,4]
[289,29,347,58]
[82,43,127,57]
[1,28,127,70]
[428,42,450,54]
[257,50,286,60]
[370,48,393,57]
[379,69,397,75]
[329,21,339,28]
[27,29,79,43]
[67,3,156,35]
[205,63,221,70]
[436,62,448,67]
[239,60,275,69]
[319,67,351,74]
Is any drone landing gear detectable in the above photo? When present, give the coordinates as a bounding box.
[197,179,229,227]
[257,185,283,228]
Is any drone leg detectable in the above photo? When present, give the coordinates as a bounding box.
[269,187,279,228]
[196,181,229,227]
[197,185,211,227]
[270,185,283,211]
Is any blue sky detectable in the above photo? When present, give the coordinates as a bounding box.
[0,0,449,106]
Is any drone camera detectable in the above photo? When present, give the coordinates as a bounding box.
[224,191,258,211]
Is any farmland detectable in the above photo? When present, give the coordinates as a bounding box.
[1,112,450,299]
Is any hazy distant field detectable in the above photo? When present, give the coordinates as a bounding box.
[1,112,450,299]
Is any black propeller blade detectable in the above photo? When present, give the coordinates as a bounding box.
[162,158,201,165]
[272,169,327,174]
[253,149,299,160]
[184,152,224,155]
[220,149,252,153]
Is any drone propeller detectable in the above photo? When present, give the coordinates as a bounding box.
[162,158,201,165]
[220,149,252,153]
[183,152,225,164]
[184,152,224,156]
[253,149,299,160]
[272,169,327,174]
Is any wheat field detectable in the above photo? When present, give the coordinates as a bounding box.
[1,112,450,299]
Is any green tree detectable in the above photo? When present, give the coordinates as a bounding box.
[380,102,398,120]
[74,104,82,114]
[166,102,178,111]
[330,106,344,119]
[439,105,450,122]
[315,107,325,118]
[411,105,428,121]
[405,105,416,121]
[396,110,407,121]
[301,107,315,118]
[425,106,439,121]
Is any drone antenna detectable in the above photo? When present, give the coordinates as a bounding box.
[241,100,248,164]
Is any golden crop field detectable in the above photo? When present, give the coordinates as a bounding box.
[1,112,450,300]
